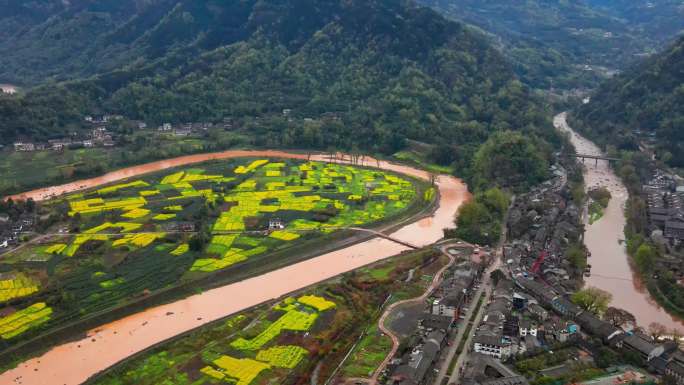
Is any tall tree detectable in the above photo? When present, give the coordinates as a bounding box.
[603,307,636,328]
[571,287,612,315]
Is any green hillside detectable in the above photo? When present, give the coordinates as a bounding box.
[573,36,684,167]
[418,0,684,90]
[0,0,556,189]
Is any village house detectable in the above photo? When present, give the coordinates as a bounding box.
[102,114,123,122]
[527,303,549,321]
[665,361,684,384]
[473,335,513,360]
[222,117,234,130]
[48,138,71,151]
[665,213,684,242]
[320,111,342,121]
[518,320,538,337]
[268,218,285,230]
[512,293,529,310]
[92,127,109,140]
[503,314,519,337]
[162,222,196,233]
[575,311,621,343]
[390,330,446,385]
[13,142,35,152]
[420,314,452,331]
[173,128,192,137]
[615,334,665,362]
[431,291,464,318]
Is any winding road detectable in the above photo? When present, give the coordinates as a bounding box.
[370,242,470,384]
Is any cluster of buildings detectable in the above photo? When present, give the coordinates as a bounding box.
[10,113,239,153]
[504,162,585,291]
[457,157,682,385]
[460,156,684,385]
[514,276,684,384]
[387,248,484,385]
[12,115,124,152]
[644,170,684,244]
[0,214,34,253]
[157,121,218,137]
[471,278,580,361]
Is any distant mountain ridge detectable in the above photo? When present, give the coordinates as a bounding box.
[0,0,556,180]
[417,0,684,90]
[572,36,684,167]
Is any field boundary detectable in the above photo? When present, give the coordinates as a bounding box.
[0,160,440,369]
[82,248,443,384]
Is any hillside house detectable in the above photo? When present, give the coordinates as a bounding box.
[13,142,35,152]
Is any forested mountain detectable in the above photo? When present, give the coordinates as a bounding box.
[585,0,684,42]
[572,36,684,167]
[0,0,238,83]
[0,0,556,188]
[417,0,684,90]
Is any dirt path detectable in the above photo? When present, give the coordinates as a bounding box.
[369,242,466,384]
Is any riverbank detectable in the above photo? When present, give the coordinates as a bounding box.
[0,151,470,385]
[555,113,684,332]
[86,248,446,385]
[0,159,436,366]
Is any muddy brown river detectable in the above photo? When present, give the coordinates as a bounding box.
[1,150,470,385]
[556,113,684,333]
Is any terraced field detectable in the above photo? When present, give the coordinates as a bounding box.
[0,158,421,348]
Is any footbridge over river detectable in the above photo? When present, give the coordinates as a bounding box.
[563,152,620,166]
[347,227,420,249]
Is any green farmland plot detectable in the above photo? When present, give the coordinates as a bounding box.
[0,158,422,348]
[90,249,447,385]
[94,295,335,385]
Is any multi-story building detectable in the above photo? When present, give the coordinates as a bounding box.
[473,335,513,360]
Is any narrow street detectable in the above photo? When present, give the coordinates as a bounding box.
[433,257,500,385]
[434,196,512,385]
[446,282,493,385]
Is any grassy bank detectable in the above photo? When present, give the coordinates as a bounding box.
[84,249,444,385]
[393,150,453,175]
[0,131,249,197]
